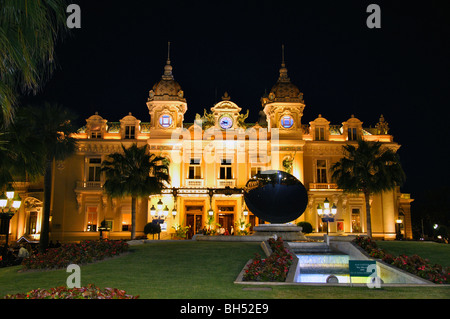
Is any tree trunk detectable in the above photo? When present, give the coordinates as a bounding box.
[39,158,53,252]
[131,196,136,240]
[363,189,372,238]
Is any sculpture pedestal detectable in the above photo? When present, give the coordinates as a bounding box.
[252,224,307,241]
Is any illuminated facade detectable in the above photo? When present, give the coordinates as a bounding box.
[7,55,413,242]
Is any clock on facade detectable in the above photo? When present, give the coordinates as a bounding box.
[280,115,294,129]
[219,115,233,130]
[159,114,173,128]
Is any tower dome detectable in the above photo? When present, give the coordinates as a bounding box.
[148,42,185,102]
[263,45,304,105]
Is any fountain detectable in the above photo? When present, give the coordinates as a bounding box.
[243,170,308,241]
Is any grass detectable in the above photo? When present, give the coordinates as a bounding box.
[0,241,449,299]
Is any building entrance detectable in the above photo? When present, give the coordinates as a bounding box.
[217,206,235,235]
[185,206,203,239]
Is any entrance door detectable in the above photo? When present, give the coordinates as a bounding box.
[186,206,203,239]
[218,213,234,235]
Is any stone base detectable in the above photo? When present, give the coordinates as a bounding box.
[252,224,307,241]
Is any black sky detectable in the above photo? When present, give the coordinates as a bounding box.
[23,0,450,200]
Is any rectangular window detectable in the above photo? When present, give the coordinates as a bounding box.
[86,206,98,231]
[316,160,327,183]
[188,158,202,179]
[315,127,325,141]
[88,158,102,182]
[90,131,102,139]
[348,128,358,141]
[220,159,232,179]
[125,125,135,139]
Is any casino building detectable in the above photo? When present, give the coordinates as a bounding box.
[6,53,413,243]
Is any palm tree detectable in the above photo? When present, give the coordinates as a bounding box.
[330,139,406,238]
[0,107,47,188]
[101,144,170,240]
[11,103,77,252]
[0,0,70,124]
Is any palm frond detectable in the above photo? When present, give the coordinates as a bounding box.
[102,143,171,199]
[331,139,405,194]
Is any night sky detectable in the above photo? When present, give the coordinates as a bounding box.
[23,0,450,203]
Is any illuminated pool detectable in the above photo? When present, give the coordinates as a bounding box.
[295,254,350,284]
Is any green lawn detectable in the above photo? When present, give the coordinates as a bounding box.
[0,241,449,299]
[376,241,450,268]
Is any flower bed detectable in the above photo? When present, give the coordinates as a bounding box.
[3,284,138,299]
[243,237,294,282]
[353,236,450,284]
[21,239,129,270]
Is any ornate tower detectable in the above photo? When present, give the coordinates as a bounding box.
[146,42,187,136]
[261,45,305,139]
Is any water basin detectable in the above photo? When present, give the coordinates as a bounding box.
[296,254,350,284]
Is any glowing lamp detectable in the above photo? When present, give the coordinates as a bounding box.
[324,198,330,210]
[12,194,21,209]
[150,205,156,216]
[331,203,337,216]
[6,185,14,200]
[157,199,163,211]
[316,204,323,217]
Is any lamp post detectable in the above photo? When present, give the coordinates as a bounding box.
[317,198,337,235]
[0,187,22,257]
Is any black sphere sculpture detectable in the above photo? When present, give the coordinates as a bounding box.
[243,170,308,224]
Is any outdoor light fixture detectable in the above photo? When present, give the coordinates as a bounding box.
[157,199,163,211]
[316,204,323,216]
[317,198,337,235]
[163,205,169,217]
[243,207,248,216]
[331,203,337,215]
[208,208,214,216]
[0,193,7,208]
[150,205,156,216]
[172,206,177,217]
[0,187,22,251]
[324,198,330,210]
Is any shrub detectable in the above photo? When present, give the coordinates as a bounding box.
[144,222,161,239]
[352,236,450,284]
[296,221,313,234]
[21,239,129,270]
[3,284,138,299]
[243,237,294,282]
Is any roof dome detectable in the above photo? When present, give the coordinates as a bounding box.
[268,63,303,103]
[148,57,185,102]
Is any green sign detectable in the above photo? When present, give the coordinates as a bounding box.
[349,260,377,277]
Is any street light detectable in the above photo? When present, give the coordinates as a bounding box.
[0,187,22,256]
[317,198,337,235]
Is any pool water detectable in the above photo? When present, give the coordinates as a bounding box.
[295,254,350,284]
